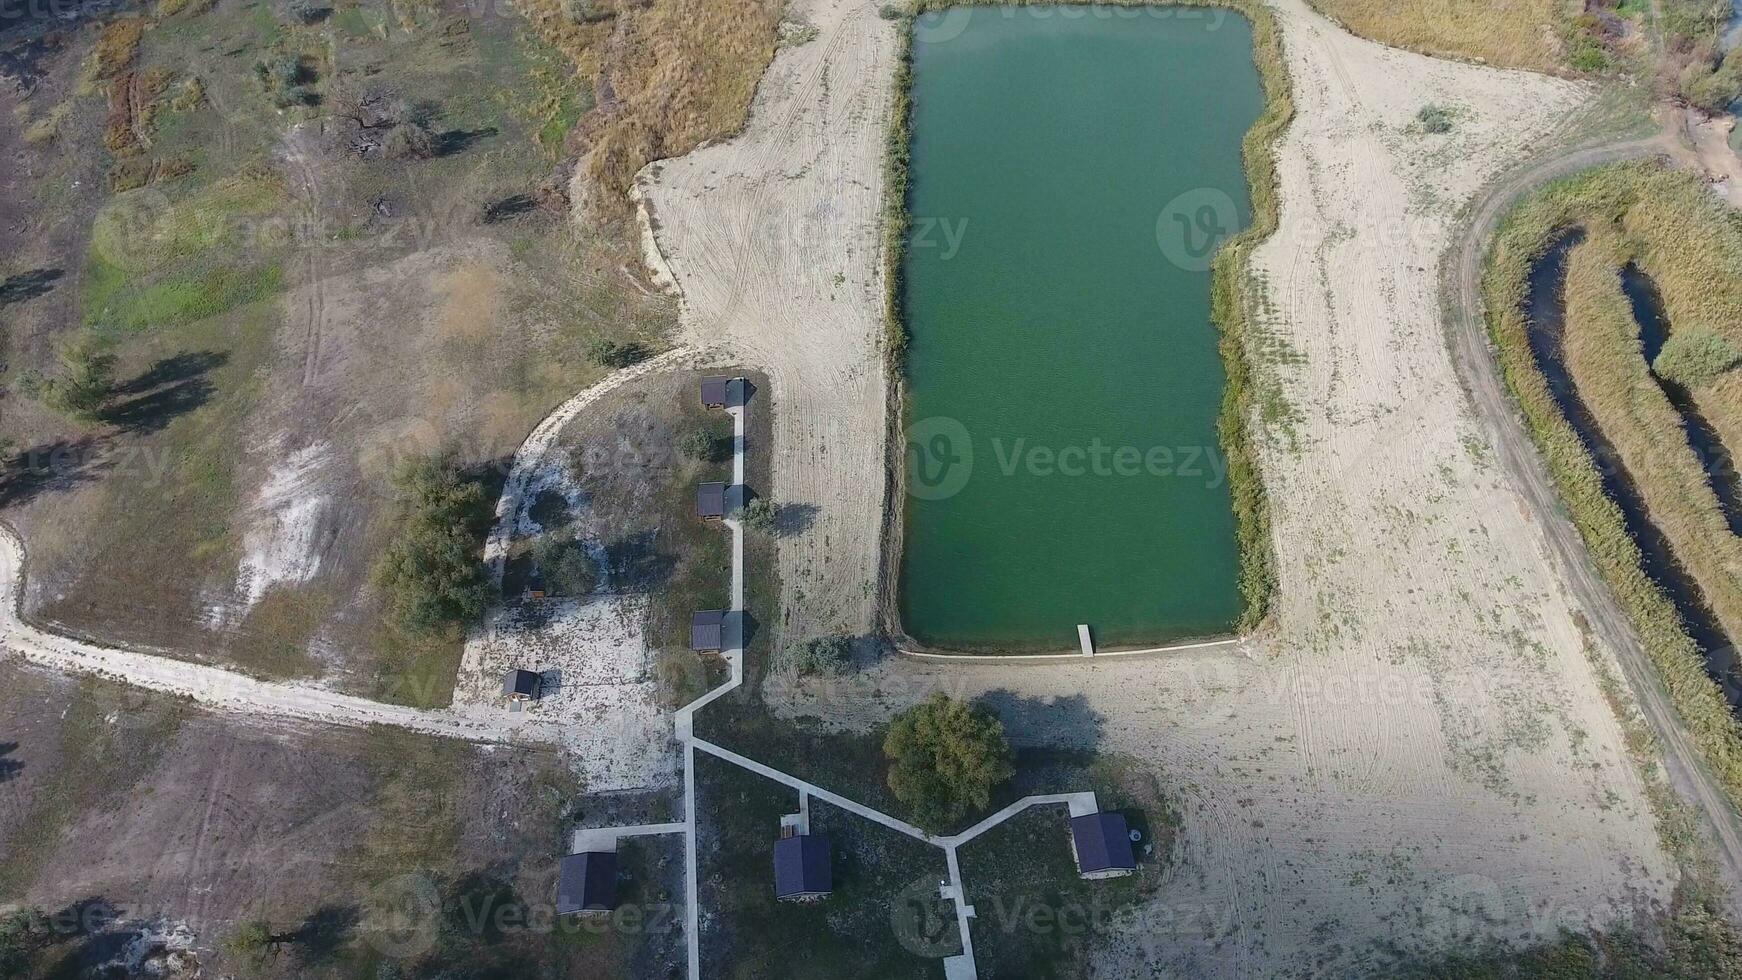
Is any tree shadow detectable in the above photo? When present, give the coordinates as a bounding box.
[0,741,20,783]
[974,691,1105,754]
[99,350,228,435]
[437,126,498,157]
[288,904,358,966]
[604,530,677,591]
[0,268,63,307]
[0,438,112,508]
[483,194,537,223]
[773,502,818,537]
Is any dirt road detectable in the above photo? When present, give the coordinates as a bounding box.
[0,524,542,744]
[1445,130,1742,911]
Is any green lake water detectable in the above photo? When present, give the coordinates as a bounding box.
[898,5,1262,650]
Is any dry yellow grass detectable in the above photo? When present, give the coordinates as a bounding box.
[514,0,779,218]
[1617,167,1742,461]
[92,17,146,79]
[1310,0,1567,72]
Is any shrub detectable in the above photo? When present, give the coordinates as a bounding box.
[776,635,852,677]
[1415,104,1453,134]
[382,122,437,160]
[736,497,777,534]
[531,529,597,596]
[585,338,650,369]
[373,456,493,632]
[678,424,730,463]
[1653,326,1742,387]
[1679,49,1742,114]
[222,919,277,968]
[17,332,116,422]
[254,56,314,108]
[563,0,610,22]
[286,0,331,22]
[884,693,1014,831]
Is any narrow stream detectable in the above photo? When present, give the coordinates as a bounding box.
[1524,230,1742,704]
[1620,262,1742,536]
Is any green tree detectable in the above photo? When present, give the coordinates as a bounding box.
[373,456,493,632]
[777,634,852,676]
[532,529,597,596]
[223,918,278,970]
[585,338,649,369]
[18,332,116,422]
[678,424,729,463]
[1654,326,1742,387]
[736,497,777,535]
[884,694,1014,832]
[1681,48,1742,114]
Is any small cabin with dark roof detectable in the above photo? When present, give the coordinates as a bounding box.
[700,376,730,409]
[1069,811,1137,879]
[773,831,831,901]
[502,669,541,702]
[557,851,617,915]
[691,610,725,652]
[696,482,727,521]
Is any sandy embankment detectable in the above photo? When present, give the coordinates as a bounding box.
[640,0,1684,972]
[637,0,895,642]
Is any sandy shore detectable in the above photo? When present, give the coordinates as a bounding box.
[638,0,895,642]
[643,0,1686,972]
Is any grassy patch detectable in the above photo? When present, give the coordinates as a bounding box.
[0,678,188,897]
[696,753,953,978]
[959,804,1163,980]
[84,256,284,334]
[1482,159,1742,817]
[230,585,330,679]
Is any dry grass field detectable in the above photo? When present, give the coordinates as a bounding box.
[1308,0,1574,72]
[0,662,684,978]
[513,0,781,219]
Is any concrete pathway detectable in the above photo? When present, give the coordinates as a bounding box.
[0,359,1118,979]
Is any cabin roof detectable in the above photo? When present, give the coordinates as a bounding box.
[502,669,541,698]
[692,609,726,651]
[700,376,730,406]
[1070,812,1136,873]
[557,851,617,914]
[697,481,727,518]
[773,833,832,898]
